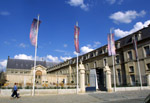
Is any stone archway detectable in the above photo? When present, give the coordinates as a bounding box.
[35,70,42,85]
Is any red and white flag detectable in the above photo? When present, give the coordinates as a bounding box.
[108,33,116,56]
[74,26,80,53]
[29,19,41,46]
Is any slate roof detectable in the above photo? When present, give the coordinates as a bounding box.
[117,25,150,47]
[7,58,57,70]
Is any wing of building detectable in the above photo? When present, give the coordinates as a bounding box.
[6,57,67,87]
[47,25,150,91]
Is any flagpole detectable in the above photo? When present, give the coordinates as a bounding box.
[110,28,116,92]
[76,52,79,94]
[112,55,116,92]
[133,36,143,90]
[137,58,143,90]
[32,14,40,96]
[76,21,79,94]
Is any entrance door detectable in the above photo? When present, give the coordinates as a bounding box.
[35,70,42,85]
[96,69,106,91]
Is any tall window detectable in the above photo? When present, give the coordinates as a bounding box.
[115,55,120,64]
[127,51,133,60]
[130,75,135,86]
[117,69,121,85]
[86,64,89,70]
[94,62,97,68]
[129,66,134,73]
[103,58,107,66]
[144,46,150,57]
[147,63,150,71]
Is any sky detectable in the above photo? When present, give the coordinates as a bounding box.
[0,0,150,71]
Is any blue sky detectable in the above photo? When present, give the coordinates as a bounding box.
[0,0,150,71]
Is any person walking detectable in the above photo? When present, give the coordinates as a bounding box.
[11,83,19,98]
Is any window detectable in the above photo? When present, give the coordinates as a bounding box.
[96,50,98,56]
[144,46,150,57]
[38,75,41,79]
[117,69,121,85]
[117,42,120,48]
[103,58,107,66]
[94,62,97,68]
[130,75,135,86]
[115,55,120,64]
[24,71,28,74]
[127,51,133,60]
[86,64,89,70]
[129,66,134,73]
[90,53,93,58]
[127,37,132,43]
[99,49,103,54]
[147,63,150,71]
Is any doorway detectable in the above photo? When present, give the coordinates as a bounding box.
[96,69,106,91]
[35,70,42,85]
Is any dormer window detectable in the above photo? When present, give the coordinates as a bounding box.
[127,38,132,43]
[90,53,93,58]
[98,49,103,55]
[96,50,98,56]
[134,32,142,41]
[117,41,120,48]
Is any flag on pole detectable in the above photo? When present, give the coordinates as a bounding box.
[108,33,116,56]
[29,19,41,46]
[74,26,80,53]
[133,38,138,59]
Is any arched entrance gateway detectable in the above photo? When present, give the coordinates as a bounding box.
[35,70,42,85]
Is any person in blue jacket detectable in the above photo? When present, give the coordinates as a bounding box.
[11,83,19,98]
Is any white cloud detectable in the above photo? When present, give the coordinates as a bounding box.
[4,41,10,45]
[14,54,33,60]
[60,56,72,61]
[63,44,68,48]
[0,11,10,16]
[46,55,60,62]
[19,43,28,48]
[110,10,146,24]
[114,20,150,37]
[74,41,101,55]
[106,0,116,4]
[80,46,94,54]
[93,41,101,48]
[0,60,7,72]
[106,0,123,5]
[67,0,89,11]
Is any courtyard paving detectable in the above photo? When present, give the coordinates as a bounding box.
[0,90,149,103]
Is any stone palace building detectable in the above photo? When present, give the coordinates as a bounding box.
[47,25,150,91]
[5,25,150,91]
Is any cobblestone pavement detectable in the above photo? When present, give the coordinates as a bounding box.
[0,90,149,103]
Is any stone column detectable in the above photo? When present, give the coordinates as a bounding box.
[79,62,85,93]
[104,66,112,92]
[147,74,150,86]
[68,65,72,84]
